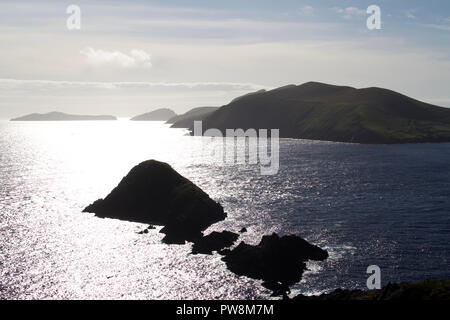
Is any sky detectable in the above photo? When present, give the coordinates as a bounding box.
[0,0,449,119]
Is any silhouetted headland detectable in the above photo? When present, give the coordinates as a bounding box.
[10,111,117,121]
[192,82,450,144]
[168,107,218,128]
[83,160,226,244]
[130,108,177,121]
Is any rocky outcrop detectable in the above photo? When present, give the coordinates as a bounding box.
[221,233,328,295]
[192,231,239,255]
[83,160,226,244]
[262,281,291,297]
[137,225,156,234]
[293,279,450,300]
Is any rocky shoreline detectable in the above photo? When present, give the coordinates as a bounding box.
[294,279,450,300]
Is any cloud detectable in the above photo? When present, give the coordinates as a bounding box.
[0,78,267,93]
[333,7,366,20]
[0,79,270,117]
[298,6,314,16]
[80,47,152,68]
[422,24,450,31]
[405,10,417,19]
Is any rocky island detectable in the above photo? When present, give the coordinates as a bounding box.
[193,82,450,144]
[10,111,117,121]
[221,233,329,296]
[83,160,226,244]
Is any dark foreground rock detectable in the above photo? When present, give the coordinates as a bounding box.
[222,233,328,295]
[192,231,239,255]
[83,160,226,244]
[293,279,450,300]
[262,281,291,297]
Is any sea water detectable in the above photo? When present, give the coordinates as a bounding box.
[0,120,449,299]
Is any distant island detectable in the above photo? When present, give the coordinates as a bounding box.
[130,108,177,121]
[193,82,450,144]
[168,107,218,128]
[10,112,117,121]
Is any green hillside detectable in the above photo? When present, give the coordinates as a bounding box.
[194,82,450,144]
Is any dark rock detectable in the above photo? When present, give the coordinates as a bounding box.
[84,160,226,244]
[159,225,203,245]
[218,248,231,256]
[192,231,239,255]
[138,225,156,234]
[262,281,291,297]
[239,227,247,233]
[221,233,328,290]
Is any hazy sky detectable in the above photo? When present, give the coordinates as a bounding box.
[1,0,449,118]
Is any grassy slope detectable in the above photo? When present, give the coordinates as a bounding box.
[198,82,450,144]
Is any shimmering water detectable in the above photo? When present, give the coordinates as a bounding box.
[0,120,449,299]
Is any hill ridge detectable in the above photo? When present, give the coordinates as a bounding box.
[192,82,450,144]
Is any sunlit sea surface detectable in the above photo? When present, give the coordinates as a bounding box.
[0,120,449,300]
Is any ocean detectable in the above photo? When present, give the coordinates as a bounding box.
[0,120,449,299]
